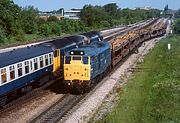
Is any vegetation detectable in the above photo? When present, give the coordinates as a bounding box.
[173,18,180,34]
[175,9,180,18]
[96,35,180,123]
[80,4,161,27]
[0,1,161,46]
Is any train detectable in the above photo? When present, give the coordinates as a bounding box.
[0,31,102,107]
[0,18,168,107]
[63,18,168,92]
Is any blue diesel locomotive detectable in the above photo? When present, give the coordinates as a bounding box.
[64,41,111,92]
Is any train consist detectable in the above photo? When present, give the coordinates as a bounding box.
[63,18,168,92]
[0,18,168,107]
[0,31,102,107]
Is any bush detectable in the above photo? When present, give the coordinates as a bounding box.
[49,22,61,36]
[173,19,180,34]
[39,23,52,36]
[0,26,6,43]
[14,28,25,42]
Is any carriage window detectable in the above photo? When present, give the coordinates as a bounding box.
[1,68,7,84]
[34,58,38,70]
[83,57,88,64]
[9,66,15,80]
[30,61,33,71]
[25,61,29,74]
[17,63,22,77]
[39,56,44,68]
[49,54,52,64]
[45,55,48,66]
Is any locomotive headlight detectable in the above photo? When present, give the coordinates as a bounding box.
[80,52,83,55]
[71,52,74,54]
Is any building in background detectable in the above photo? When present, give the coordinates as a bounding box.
[64,8,81,20]
[135,6,152,10]
[39,8,81,20]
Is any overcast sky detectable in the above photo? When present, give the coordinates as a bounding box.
[13,0,179,11]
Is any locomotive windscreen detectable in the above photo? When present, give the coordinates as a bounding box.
[69,50,85,55]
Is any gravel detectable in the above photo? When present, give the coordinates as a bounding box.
[0,92,63,123]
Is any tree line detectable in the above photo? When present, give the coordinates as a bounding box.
[80,4,161,27]
[0,1,162,45]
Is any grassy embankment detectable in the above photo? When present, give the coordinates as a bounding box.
[97,35,180,123]
[0,34,41,46]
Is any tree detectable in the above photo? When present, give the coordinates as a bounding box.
[0,0,22,36]
[48,22,61,35]
[39,23,52,36]
[0,26,6,42]
[104,3,118,17]
[175,9,180,18]
[80,5,110,27]
[20,6,38,34]
[173,19,180,34]
[164,4,169,11]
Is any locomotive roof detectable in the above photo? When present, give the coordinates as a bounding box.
[81,31,103,41]
[0,44,52,68]
[44,35,84,50]
[66,42,110,57]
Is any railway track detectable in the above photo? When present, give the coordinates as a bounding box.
[29,94,85,123]
[0,79,60,113]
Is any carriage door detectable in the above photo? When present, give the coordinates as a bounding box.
[53,49,60,77]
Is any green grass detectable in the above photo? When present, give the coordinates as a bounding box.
[24,34,42,41]
[0,34,42,47]
[96,35,180,123]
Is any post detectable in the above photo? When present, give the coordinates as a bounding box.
[170,30,173,34]
[168,43,171,50]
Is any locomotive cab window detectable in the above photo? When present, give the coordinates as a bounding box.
[25,61,29,74]
[54,50,58,57]
[72,56,81,60]
[9,66,15,80]
[1,68,7,84]
[83,57,88,64]
[65,56,71,64]
[17,63,22,77]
